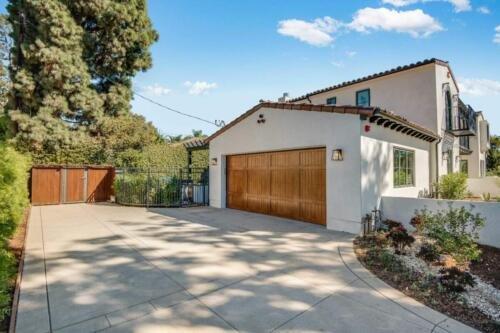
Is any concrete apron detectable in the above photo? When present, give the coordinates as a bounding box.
[15,204,479,333]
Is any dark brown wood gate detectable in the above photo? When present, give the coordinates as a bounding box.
[31,166,115,205]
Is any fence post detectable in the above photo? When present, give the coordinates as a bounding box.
[146,167,150,208]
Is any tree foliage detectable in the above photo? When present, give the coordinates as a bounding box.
[6,0,158,164]
[486,135,499,175]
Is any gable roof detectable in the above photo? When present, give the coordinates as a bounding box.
[289,58,458,102]
[205,102,439,143]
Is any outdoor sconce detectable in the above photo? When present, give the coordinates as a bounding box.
[332,149,343,161]
[210,157,218,166]
[257,113,266,124]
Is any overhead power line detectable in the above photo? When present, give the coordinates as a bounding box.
[18,14,224,128]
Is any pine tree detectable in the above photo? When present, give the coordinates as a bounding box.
[65,0,158,116]
[6,0,158,163]
[7,0,103,155]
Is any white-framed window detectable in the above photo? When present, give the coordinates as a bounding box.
[326,97,337,105]
[394,147,415,187]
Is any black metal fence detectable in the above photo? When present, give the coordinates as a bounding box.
[114,167,209,207]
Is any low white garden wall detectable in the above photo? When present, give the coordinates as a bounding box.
[467,176,500,197]
[381,196,500,248]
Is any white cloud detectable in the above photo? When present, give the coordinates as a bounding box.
[495,26,500,44]
[143,84,171,96]
[277,17,341,47]
[348,7,443,38]
[382,0,471,12]
[346,50,357,57]
[459,78,500,96]
[477,6,490,14]
[448,0,471,12]
[331,61,344,68]
[382,0,418,6]
[184,81,217,95]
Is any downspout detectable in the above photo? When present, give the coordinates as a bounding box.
[306,96,312,104]
[434,137,442,197]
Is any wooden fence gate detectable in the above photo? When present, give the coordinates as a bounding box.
[31,166,115,205]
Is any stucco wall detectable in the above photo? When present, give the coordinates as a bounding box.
[360,122,431,217]
[381,196,500,248]
[467,177,500,197]
[298,64,438,131]
[209,107,363,233]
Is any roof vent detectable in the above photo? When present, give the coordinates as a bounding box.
[278,92,289,103]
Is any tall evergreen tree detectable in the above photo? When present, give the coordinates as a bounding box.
[65,0,158,116]
[7,0,103,155]
[6,0,158,163]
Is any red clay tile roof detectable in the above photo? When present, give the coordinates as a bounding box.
[205,102,439,143]
[289,58,457,102]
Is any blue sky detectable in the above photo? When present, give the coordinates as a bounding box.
[1,0,499,135]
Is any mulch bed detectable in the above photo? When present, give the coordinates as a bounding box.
[470,245,500,290]
[0,207,30,333]
[354,237,500,333]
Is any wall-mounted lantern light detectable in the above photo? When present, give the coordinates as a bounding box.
[257,113,266,124]
[332,149,343,161]
[210,157,218,166]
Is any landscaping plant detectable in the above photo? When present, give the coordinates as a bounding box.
[438,267,475,293]
[416,206,485,265]
[387,226,415,255]
[436,173,467,200]
[417,242,440,262]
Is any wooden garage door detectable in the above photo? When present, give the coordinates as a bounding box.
[227,148,326,225]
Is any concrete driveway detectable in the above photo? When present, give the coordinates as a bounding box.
[16,204,478,333]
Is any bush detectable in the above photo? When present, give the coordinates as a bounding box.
[438,267,475,293]
[114,172,181,206]
[437,173,467,200]
[417,243,440,262]
[383,219,403,230]
[417,206,485,265]
[410,214,425,233]
[0,145,30,242]
[0,249,15,320]
[387,226,415,255]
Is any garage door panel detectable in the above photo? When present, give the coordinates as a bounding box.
[227,148,325,225]
[270,169,299,199]
[247,170,270,195]
[246,194,269,214]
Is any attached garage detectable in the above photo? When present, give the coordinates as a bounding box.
[226,148,325,225]
[207,102,438,234]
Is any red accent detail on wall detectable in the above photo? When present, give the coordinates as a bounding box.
[365,125,371,132]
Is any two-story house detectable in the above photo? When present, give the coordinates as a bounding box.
[289,58,490,181]
[206,59,490,234]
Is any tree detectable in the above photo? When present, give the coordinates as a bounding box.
[486,135,500,175]
[0,15,12,142]
[6,0,158,164]
[7,0,103,155]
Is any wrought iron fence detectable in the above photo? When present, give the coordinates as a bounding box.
[114,167,209,207]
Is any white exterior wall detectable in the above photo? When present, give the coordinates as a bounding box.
[209,107,432,234]
[298,64,438,131]
[209,107,363,234]
[381,196,500,248]
[360,121,431,217]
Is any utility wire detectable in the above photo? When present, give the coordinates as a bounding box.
[17,14,223,128]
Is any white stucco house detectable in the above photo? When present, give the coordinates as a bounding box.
[206,58,491,234]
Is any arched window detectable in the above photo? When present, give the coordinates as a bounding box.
[445,90,453,130]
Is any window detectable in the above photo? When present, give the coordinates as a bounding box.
[326,97,337,105]
[460,160,468,175]
[445,90,453,130]
[356,89,370,107]
[393,148,415,187]
[446,149,453,174]
[480,160,485,177]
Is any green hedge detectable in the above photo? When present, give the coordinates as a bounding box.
[0,144,30,321]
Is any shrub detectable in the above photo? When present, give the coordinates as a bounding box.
[410,214,425,233]
[0,249,15,320]
[383,219,403,230]
[437,173,467,200]
[387,226,415,255]
[0,145,30,242]
[417,206,485,265]
[417,243,440,262]
[438,267,475,293]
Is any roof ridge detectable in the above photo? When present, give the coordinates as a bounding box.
[289,58,453,102]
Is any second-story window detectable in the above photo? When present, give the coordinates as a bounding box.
[356,89,370,107]
[326,97,337,105]
[445,90,453,130]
